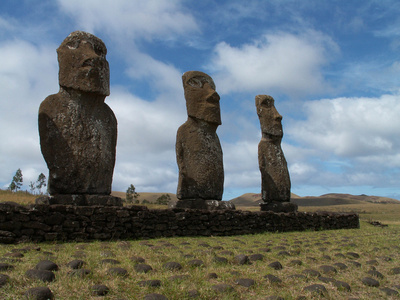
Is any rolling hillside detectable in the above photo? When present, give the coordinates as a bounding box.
[229,193,399,207]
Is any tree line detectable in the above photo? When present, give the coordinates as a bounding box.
[8,168,47,195]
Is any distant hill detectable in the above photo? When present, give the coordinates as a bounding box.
[112,191,399,207]
[229,192,400,207]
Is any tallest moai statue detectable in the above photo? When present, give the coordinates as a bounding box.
[38,31,121,206]
[256,95,297,212]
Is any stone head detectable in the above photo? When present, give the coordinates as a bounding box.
[182,71,221,125]
[256,95,283,137]
[57,31,110,96]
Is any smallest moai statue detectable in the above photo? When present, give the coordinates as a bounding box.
[256,95,297,213]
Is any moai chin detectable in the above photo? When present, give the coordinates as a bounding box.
[175,71,234,210]
[37,31,121,206]
[256,95,297,213]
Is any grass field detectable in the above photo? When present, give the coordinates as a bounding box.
[0,190,399,299]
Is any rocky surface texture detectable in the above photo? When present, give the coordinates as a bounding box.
[0,202,358,243]
[256,95,295,212]
[38,31,117,199]
[176,71,224,209]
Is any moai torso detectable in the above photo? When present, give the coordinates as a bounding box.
[176,117,223,200]
[256,95,291,203]
[176,71,224,201]
[38,31,117,195]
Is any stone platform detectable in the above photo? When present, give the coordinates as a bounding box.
[0,202,359,244]
[172,199,236,210]
[35,194,122,206]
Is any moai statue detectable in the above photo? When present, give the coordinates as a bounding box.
[256,95,297,212]
[38,31,121,206]
[175,71,234,210]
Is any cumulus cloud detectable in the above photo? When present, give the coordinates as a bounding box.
[285,94,400,190]
[209,31,338,96]
[57,0,199,41]
[107,87,186,193]
[0,39,57,188]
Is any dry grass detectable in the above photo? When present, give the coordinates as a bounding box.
[0,223,399,299]
[1,189,400,299]
[0,190,37,205]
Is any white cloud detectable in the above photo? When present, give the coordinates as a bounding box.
[0,39,57,189]
[288,94,400,157]
[57,0,199,41]
[107,87,186,193]
[209,31,338,95]
[284,94,400,190]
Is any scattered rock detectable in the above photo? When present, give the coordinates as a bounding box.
[347,260,361,268]
[366,260,378,265]
[249,254,264,261]
[139,280,161,287]
[258,248,271,253]
[361,277,380,287]
[188,259,204,267]
[35,260,59,271]
[108,267,128,277]
[25,269,55,282]
[130,256,146,263]
[302,269,321,277]
[235,278,255,287]
[234,255,249,265]
[219,250,234,256]
[134,264,153,273]
[0,274,9,287]
[0,263,14,271]
[207,273,218,279]
[268,261,282,270]
[169,275,189,281]
[68,269,91,277]
[187,290,199,298]
[367,270,384,279]
[265,296,284,300]
[24,286,54,300]
[346,252,360,259]
[390,267,400,275]
[66,259,85,269]
[303,284,327,295]
[380,287,399,296]
[4,252,24,258]
[333,280,351,291]
[318,276,335,283]
[163,262,182,271]
[91,284,109,296]
[319,265,337,275]
[321,255,332,261]
[289,260,302,266]
[213,256,228,264]
[264,274,282,283]
[277,251,290,257]
[333,263,348,270]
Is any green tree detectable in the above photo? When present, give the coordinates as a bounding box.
[36,173,47,194]
[156,194,171,205]
[9,168,23,192]
[29,181,36,194]
[126,184,139,204]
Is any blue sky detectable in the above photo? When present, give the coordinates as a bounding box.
[1,0,400,200]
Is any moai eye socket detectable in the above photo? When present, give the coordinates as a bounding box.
[187,76,215,90]
[187,77,203,88]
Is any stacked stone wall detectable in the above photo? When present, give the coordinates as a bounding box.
[0,203,359,244]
